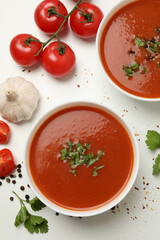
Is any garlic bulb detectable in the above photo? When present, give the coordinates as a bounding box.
[0,77,40,122]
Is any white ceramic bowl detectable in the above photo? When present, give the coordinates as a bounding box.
[24,101,139,217]
[96,0,160,102]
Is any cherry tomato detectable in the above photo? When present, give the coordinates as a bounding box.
[0,121,10,144]
[41,41,76,77]
[70,2,103,39]
[34,0,68,34]
[0,149,14,177]
[10,34,43,67]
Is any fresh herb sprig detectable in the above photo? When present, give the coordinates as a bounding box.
[146,130,160,175]
[60,141,104,176]
[13,192,48,234]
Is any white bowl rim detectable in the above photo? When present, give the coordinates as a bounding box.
[96,0,160,102]
[24,100,139,217]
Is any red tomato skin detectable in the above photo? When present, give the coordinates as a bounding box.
[41,41,76,78]
[0,121,10,144]
[0,149,14,177]
[70,2,103,39]
[10,34,42,67]
[34,0,68,34]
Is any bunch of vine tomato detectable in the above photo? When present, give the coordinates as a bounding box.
[9,0,103,78]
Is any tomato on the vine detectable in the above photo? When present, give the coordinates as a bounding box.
[0,149,14,177]
[34,0,68,34]
[70,2,103,39]
[10,34,42,67]
[41,41,76,78]
[0,121,10,144]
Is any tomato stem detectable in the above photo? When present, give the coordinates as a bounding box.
[76,5,95,23]
[23,37,43,47]
[35,0,82,56]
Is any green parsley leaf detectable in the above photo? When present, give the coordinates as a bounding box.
[61,148,68,160]
[75,154,80,165]
[29,197,46,212]
[97,150,103,159]
[15,206,29,227]
[76,143,84,153]
[153,154,160,175]
[29,215,45,225]
[93,165,104,177]
[158,62,160,67]
[24,215,48,234]
[135,37,144,47]
[71,169,76,176]
[13,192,48,235]
[68,140,73,151]
[145,130,160,150]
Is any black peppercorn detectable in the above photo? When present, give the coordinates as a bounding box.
[144,44,148,49]
[16,164,22,169]
[20,186,25,191]
[129,50,135,55]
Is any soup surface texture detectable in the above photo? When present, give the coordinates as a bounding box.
[100,0,160,98]
[29,106,133,210]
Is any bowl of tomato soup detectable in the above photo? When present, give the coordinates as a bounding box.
[25,101,139,217]
[97,0,160,101]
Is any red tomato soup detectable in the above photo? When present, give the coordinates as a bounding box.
[29,106,133,210]
[100,0,160,98]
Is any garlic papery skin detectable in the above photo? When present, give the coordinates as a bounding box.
[0,77,40,122]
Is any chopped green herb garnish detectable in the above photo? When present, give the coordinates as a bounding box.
[135,37,144,47]
[84,143,90,149]
[88,158,97,167]
[76,143,84,153]
[158,62,160,67]
[145,130,160,150]
[60,141,104,176]
[61,147,68,160]
[93,165,104,177]
[150,42,160,53]
[141,65,147,74]
[123,62,139,77]
[123,66,133,77]
[13,192,48,234]
[131,62,139,70]
[71,169,76,176]
[68,140,73,151]
[97,150,103,159]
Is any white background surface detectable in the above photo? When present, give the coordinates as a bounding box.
[1,0,160,239]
